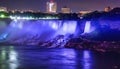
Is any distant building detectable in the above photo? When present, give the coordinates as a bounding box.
[104,6,112,12]
[61,6,71,13]
[79,11,91,16]
[46,0,57,13]
[0,7,7,12]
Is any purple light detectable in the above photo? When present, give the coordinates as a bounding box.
[83,50,90,58]
[84,21,91,33]
[18,22,23,29]
[10,20,25,29]
[0,20,78,44]
[49,21,59,30]
[61,21,77,34]
[83,50,92,69]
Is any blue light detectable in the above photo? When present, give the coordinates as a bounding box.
[62,21,77,34]
[0,33,8,40]
[83,50,90,58]
[51,22,58,30]
[18,22,23,29]
[83,50,92,69]
[0,20,78,43]
[84,21,91,33]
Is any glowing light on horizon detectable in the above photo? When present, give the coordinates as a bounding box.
[10,16,58,20]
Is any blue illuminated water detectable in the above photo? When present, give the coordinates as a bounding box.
[0,19,120,43]
[0,46,120,69]
[0,20,81,45]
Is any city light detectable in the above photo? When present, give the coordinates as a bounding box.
[9,16,59,20]
[0,14,5,18]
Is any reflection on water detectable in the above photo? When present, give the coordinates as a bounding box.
[60,49,76,65]
[0,46,120,69]
[0,47,6,69]
[83,50,91,69]
[9,46,18,69]
[0,46,18,69]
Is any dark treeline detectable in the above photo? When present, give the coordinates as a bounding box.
[83,7,120,20]
[0,7,120,20]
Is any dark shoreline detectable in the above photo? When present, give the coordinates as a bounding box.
[0,42,120,54]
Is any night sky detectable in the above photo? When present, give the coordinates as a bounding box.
[0,0,120,12]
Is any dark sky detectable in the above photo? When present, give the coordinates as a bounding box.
[0,0,120,12]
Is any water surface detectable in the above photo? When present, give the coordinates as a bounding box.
[0,46,120,69]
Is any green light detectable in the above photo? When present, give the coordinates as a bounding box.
[0,14,5,18]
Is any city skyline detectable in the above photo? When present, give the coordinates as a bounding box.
[0,0,120,12]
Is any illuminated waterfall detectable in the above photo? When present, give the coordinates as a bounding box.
[84,21,91,33]
[0,20,77,44]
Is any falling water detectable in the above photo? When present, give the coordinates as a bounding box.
[0,19,78,46]
[84,21,91,33]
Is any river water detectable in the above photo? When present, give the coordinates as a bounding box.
[0,46,120,69]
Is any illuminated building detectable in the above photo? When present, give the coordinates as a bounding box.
[46,0,57,13]
[79,11,91,16]
[61,6,71,13]
[0,7,7,12]
[104,6,112,12]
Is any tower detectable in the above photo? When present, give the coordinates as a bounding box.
[46,0,57,13]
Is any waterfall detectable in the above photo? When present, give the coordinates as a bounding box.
[84,21,91,33]
[0,19,78,45]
